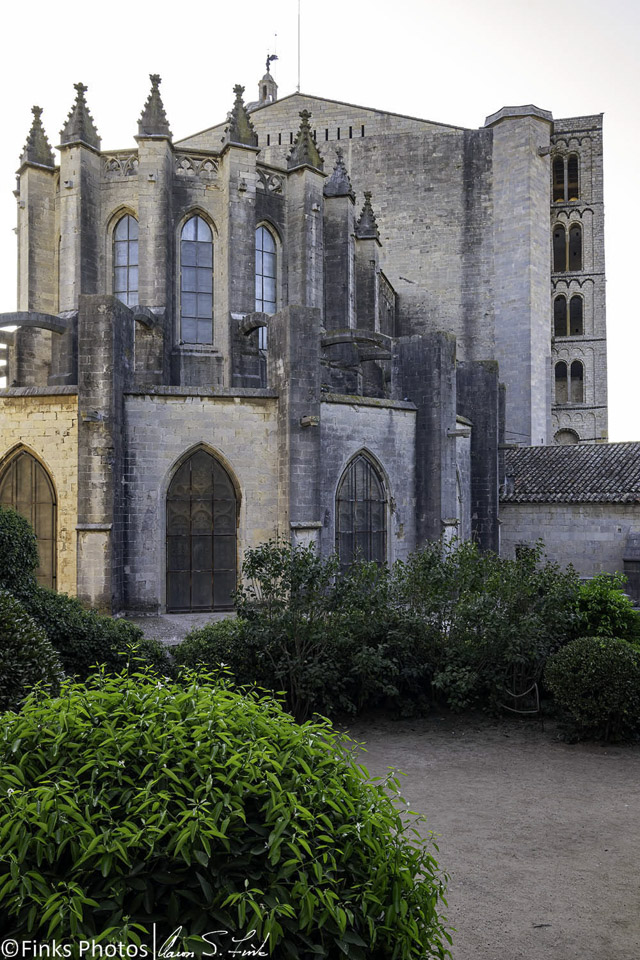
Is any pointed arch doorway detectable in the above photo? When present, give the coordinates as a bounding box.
[0,449,57,590]
[166,449,238,612]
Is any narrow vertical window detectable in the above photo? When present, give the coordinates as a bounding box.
[553,224,567,273]
[0,451,56,590]
[555,361,568,404]
[570,360,584,402]
[569,223,582,271]
[180,215,213,344]
[113,215,139,307]
[553,157,565,202]
[569,296,583,336]
[567,154,579,201]
[553,295,568,337]
[255,226,277,315]
[336,454,387,573]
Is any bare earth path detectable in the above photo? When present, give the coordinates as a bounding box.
[346,715,640,960]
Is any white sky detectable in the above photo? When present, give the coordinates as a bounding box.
[0,0,638,440]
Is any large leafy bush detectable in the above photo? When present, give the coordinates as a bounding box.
[574,572,640,641]
[0,589,63,711]
[545,636,640,740]
[0,505,38,598]
[0,671,451,958]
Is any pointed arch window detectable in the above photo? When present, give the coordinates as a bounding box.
[166,449,237,612]
[335,454,387,572]
[180,215,213,344]
[255,225,277,350]
[0,450,56,589]
[113,215,139,307]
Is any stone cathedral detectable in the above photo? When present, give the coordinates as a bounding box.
[0,69,609,613]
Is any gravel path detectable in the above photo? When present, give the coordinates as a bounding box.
[346,714,640,960]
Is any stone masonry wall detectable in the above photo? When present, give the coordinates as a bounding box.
[319,396,417,564]
[123,390,278,612]
[0,389,78,594]
[500,501,640,577]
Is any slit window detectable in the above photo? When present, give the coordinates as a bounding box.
[180,215,213,344]
[113,214,139,307]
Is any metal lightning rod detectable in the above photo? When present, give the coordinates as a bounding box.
[297,0,301,92]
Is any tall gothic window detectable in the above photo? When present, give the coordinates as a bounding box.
[0,450,56,589]
[335,454,387,572]
[180,215,213,344]
[113,215,139,307]
[255,226,276,350]
[166,449,237,612]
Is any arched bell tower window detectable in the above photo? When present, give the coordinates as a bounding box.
[553,295,567,337]
[552,154,580,203]
[553,222,582,272]
[567,154,580,201]
[166,449,237,612]
[335,454,387,573]
[553,224,567,272]
[555,360,584,404]
[555,361,568,404]
[180,215,213,344]
[569,224,582,271]
[569,296,583,336]
[0,450,56,590]
[570,360,584,402]
[113,215,139,307]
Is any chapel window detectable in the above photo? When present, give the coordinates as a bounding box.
[553,224,567,272]
[569,296,583,336]
[555,361,568,404]
[567,154,579,201]
[335,454,387,573]
[113,214,139,307]
[0,450,56,590]
[180,215,213,344]
[553,295,568,337]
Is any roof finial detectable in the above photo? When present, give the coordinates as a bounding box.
[222,85,258,148]
[324,146,354,199]
[137,73,172,139]
[20,105,55,168]
[59,82,101,151]
[355,192,380,240]
[287,110,323,171]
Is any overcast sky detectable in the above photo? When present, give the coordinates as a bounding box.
[1,0,638,440]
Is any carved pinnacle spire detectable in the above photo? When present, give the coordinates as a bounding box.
[20,106,55,168]
[323,146,354,199]
[59,82,101,150]
[222,85,258,148]
[137,74,172,139]
[287,110,323,171]
[355,191,380,241]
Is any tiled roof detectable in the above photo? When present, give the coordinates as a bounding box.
[502,443,640,503]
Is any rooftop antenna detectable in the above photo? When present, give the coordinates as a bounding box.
[297,0,301,92]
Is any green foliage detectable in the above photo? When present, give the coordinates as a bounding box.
[0,589,63,711]
[0,671,451,958]
[173,617,252,679]
[574,573,640,641]
[545,636,640,740]
[0,505,38,599]
[396,540,582,711]
[23,586,166,679]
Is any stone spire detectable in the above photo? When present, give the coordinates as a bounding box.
[355,192,380,240]
[59,83,101,151]
[137,74,172,139]
[287,110,323,172]
[323,147,354,199]
[222,85,258,148]
[20,106,55,168]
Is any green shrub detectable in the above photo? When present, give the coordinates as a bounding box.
[575,573,640,641]
[0,671,451,958]
[545,635,640,740]
[0,505,38,599]
[0,589,63,711]
[173,617,250,677]
[23,586,162,679]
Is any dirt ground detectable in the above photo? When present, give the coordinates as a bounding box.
[346,714,640,960]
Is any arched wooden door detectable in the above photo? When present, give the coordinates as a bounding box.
[0,450,57,589]
[335,453,387,573]
[166,450,237,611]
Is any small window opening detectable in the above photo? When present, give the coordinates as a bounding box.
[567,154,579,201]
[570,360,584,402]
[554,295,567,337]
[553,157,565,202]
[569,296,583,336]
[349,126,353,139]
[289,132,293,145]
[325,129,329,141]
[553,224,567,273]
[361,125,365,137]
[555,361,568,404]
[313,129,316,141]
[262,85,267,99]
[278,132,282,145]
[267,134,270,146]
[337,127,341,140]
[569,223,582,271]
